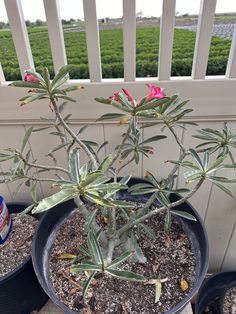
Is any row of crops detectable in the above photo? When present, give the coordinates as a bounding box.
[0,26,231,80]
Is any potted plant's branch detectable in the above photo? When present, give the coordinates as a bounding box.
[51,100,98,170]
[115,177,205,239]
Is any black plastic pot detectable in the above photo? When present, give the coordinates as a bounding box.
[220,278,236,314]
[0,203,48,314]
[195,271,236,314]
[32,177,209,314]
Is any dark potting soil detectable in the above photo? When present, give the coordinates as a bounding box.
[0,213,37,278]
[202,297,220,314]
[49,205,196,313]
[223,286,236,314]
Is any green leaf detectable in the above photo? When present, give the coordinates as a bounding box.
[189,149,203,169]
[0,154,14,162]
[9,81,45,89]
[170,210,197,221]
[212,182,233,197]
[71,264,101,272]
[111,100,132,113]
[136,97,169,111]
[107,251,133,269]
[51,65,74,89]
[80,171,103,187]
[56,95,76,102]
[42,67,50,88]
[21,127,34,153]
[98,155,113,173]
[68,148,80,183]
[96,113,126,121]
[84,208,98,232]
[141,135,167,145]
[18,204,35,218]
[30,182,37,203]
[208,175,236,183]
[62,84,83,92]
[94,97,111,105]
[48,142,69,155]
[87,231,104,266]
[140,223,156,239]
[97,141,108,154]
[20,93,47,105]
[83,271,96,296]
[106,269,145,282]
[32,188,77,213]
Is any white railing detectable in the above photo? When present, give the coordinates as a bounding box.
[1,0,236,83]
[0,0,236,272]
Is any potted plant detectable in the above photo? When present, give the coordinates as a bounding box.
[195,271,236,313]
[2,65,236,313]
[0,200,48,313]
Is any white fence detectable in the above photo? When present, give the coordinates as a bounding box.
[0,0,236,272]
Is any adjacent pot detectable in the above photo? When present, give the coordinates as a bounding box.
[195,271,236,314]
[32,178,209,314]
[0,203,48,314]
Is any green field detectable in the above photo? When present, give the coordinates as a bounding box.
[0,27,231,80]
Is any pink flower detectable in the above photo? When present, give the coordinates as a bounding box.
[109,91,120,101]
[24,73,39,83]
[146,84,166,101]
[121,88,135,105]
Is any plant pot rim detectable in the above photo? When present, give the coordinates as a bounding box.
[32,178,209,314]
[0,202,32,284]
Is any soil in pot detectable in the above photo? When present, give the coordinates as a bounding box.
[0,213,37,278]
[222,286,236,314]
[49,203,196,314]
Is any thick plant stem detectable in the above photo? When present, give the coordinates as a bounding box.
[73,196,108,245]
[51,100,98,170]
[106,239,116,264]
[115,178,205,239]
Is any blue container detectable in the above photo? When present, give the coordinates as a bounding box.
[0,196,12,244]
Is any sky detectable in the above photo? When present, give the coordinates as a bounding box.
[0,0,235,22]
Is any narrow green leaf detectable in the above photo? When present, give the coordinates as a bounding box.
[62,84,83,92]
[51,65,74,89]
[140,223,156,239]
[84,209,98,232]
[9,81,45,89]
[170,210,197,221]
[96,113,126,121]
[21,127,34,153]
[106,269,145,282]
[57,95,76,102]
[189,149,204,169]
[141,135,167,145]
[94,97,111,105]
[107,251,133,269]
[83,271,96,296]
[68,148,80,183]
[88,231,104,266]
[98,155,113,173]
[32,188,77,213]
[71,264,101,272]
[18,204,35,218]
[212,182,233,197]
